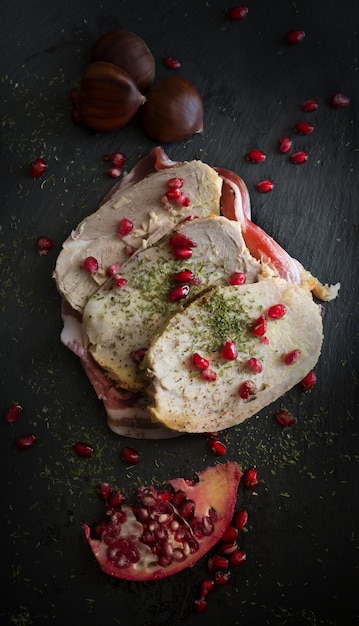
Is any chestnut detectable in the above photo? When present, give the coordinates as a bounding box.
[76,61,145,132]
[142,75,203,143]
[91,29,155,92]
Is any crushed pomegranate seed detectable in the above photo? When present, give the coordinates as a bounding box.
[117,217,134,238]
[229,272,246,285]
[300,99,318,112]
[4,402,22,423]
[234,508,248,530]
[131,348,147,364]
[256,179,274,193]
[192,353,210,371]
[295,121,314,135]
[16,434,37,450]
[276,409,296,427]
[246,149,266,163]
[300,370,317,392]
[279,136,292,153]
[106,262,121,277]
[252,314,267,336]
[238,380,256,400]
[74,442,94,457]
[244,467,258,488]
[29,157,47,178]
[107,167,122,178]
[284,349,301,365]
[202,368,218,382]
[168,284,190,302]
[284,29,305,44]
[36,236,53,256]
[221,341,238,360]
[328,93,351,108]
[209,439,227,456]
[290,151,308,164]
[121,446,140,465]
[227,6,248,20]
[82,256,99,273]
[267,303,286,319]
[163,56,181,69]
[246,357,262,373]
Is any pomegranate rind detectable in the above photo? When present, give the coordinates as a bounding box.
[84,462,242,581]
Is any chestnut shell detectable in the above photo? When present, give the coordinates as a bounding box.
[91,29,155,92]
[142,75,204,143]
[77,61,145,132]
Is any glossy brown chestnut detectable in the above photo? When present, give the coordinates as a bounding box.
[77,61,145,132]
[91,29,155,92]
[142,75,203,142]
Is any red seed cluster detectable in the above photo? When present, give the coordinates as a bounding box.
[103,151,126,178]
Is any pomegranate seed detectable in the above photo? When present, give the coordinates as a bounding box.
[252,314,267,336]
[267,303,286,319]
[132,348,147,364]
[107,167,122,178]
[125,245,135,257]
[82,256,99,273]
[209,439,227,456]
[109,152,126,168]
[290,151,308,164]
[163,56,181,70]
[328,93,350,108]
[200,578,215,597]
[202,368,217,382]
[276,409,296,427]
[166,177,184,189]
[222,525,238,542]
[214,570,231,585]
[16,434,37,450]
[194,597,208,613]
[98,482,112,501]
[108,491,126,507]
[238,380,256,400]
[246,357,262,373]
[172,247,193,260]
[234,508,248,530]
[284,29,305,44]
[117,217,134,238]
[244,467,258,488]
[230,550,246,566]
[300,370,317,392]
[300,99,318,112]
[113,275,128,288]
[221,340,237,360]
[168,284,190,302]
[207,555,229,573]
[4,402,22,423]
[74,442,94,457]
[106,262,121,277]
[121,446,140,465]
[256,180,274,193]
[192,353,210,371]
[176,193,191,207]
[279,136,292,154]
[165,187,182,201]
[295,121,314,135]
[284,349,301,365]
[246,149,266,163]
[229,272,246,285]
[227,6,248,20]
[29,157,47,178]
[169,232,196,248]
[172,269,201,285]
[36,235,53,256]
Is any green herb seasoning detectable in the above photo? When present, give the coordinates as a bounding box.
[199,290,251,352]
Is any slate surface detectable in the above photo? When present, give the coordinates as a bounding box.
[1,1,358,624]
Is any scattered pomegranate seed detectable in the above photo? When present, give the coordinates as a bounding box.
[109,152,126,168]
[284,29,305,44]
[163,56,181,70]
[246,357,263,373]
[300,99,318,112]
[121,446,140,465]
[106,262,121,277]
[74,442,94,457]
[295,121,314,135]
[16,434,37,450]
[176,193,191,207]
[172,269,201,285]
[230,550,246,566]
[192,353,210,371]
[4,402,22,423]
[279,136,292,154]
[208,555,229,573]
[200,578,216,597]
[172,247,193,260]
[252,314,267,336]
[221,341,238,360]
[108,490,126,507]
[246,149,266,163]
[202,368,218,382]
[132,348,147,364]
[222,525,239,542]
[227,6,248,20]
[283,349,301,365]
[238,380,256,400]
[125,245,135,257]
[328,93,350,108]
[244,467,258,488]
[36,235,53,256]
[214,570,231,585]
[256,179,274,193]
[117,217,134,238]
[97,482,112,501]
[267,303,286,319]
[113,275,128,288]
[209,439,227,456]
[300,370,317,392]
[290,151,308,164]
[169,232,196,249]
[107,167,122,178]
[234,508,248,530]
[82,256,99,274]
[29,157,47,178]
[194,597,208,613]
[276,409,296,427]
[168,284,190,302]
[229,272,246,285]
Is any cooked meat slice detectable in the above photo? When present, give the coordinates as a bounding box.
[53,160,222,313]
[82,216,270,392]
[143,278,323,433]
